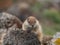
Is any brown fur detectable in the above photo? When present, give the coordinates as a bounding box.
[22,16,43,45]
[27,16,36,25]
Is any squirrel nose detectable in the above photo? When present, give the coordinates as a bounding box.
[32,25,34,27]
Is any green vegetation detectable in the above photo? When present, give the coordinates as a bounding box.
[42,24,60,35]
[43,9,60,23]
[32,2,60,35]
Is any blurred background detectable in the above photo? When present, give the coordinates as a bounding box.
[0,0,60,36]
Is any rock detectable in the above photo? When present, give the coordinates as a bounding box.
[3,29,41,45]
[0,12,22,29]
